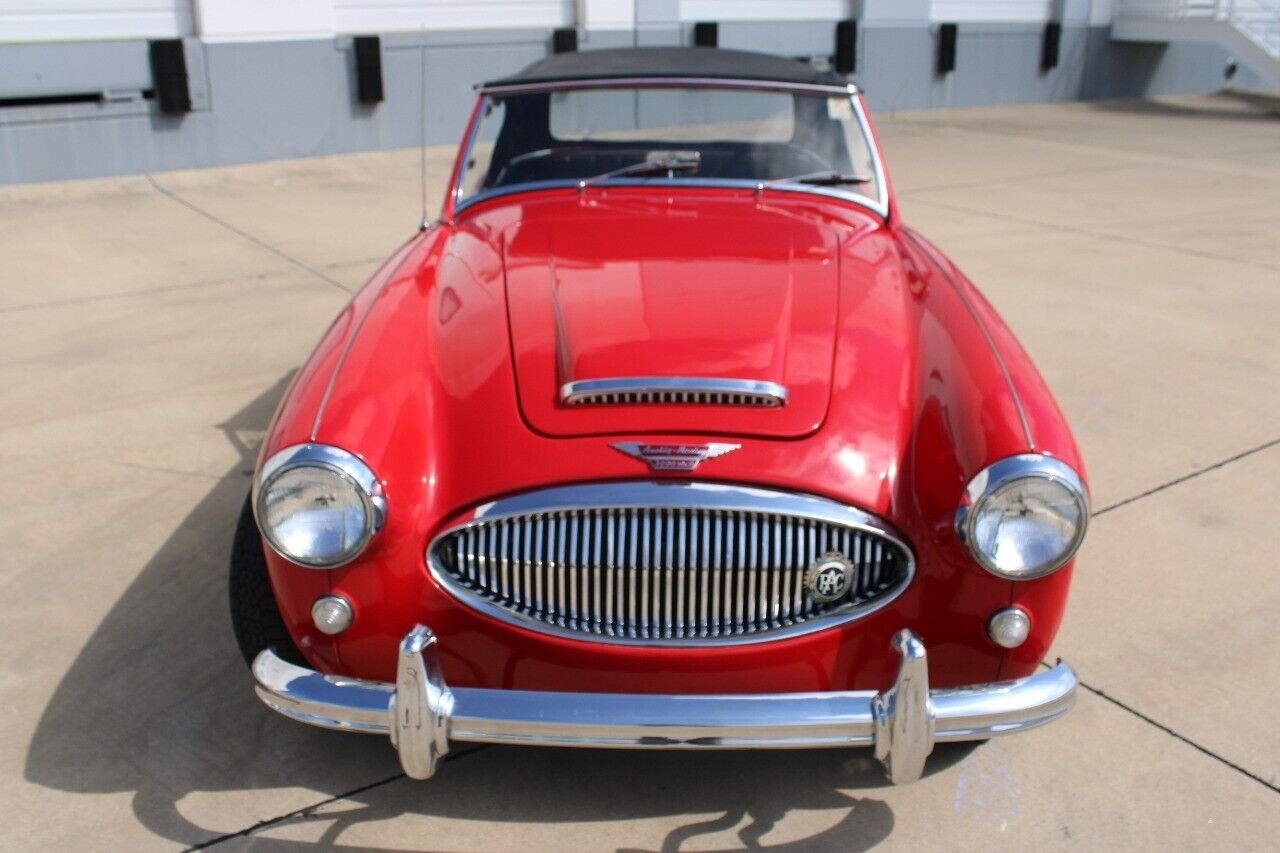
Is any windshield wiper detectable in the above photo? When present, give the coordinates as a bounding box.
[578,152,701,189]
[756,170,873,193]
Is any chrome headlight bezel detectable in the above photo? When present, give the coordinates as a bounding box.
[956,454,1089,580]
[252,443,386,569]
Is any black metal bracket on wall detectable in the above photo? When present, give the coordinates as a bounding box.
[694,22,718,47]
[353,35,384,105]
[1042,21,1062,70]
[1043,0,1064,71]
[553,28,578,53]
[834,19,857,75]
[936,23,958,75]
[148,39,191,115]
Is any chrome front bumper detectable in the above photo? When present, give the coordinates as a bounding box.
[252,626,1077,785]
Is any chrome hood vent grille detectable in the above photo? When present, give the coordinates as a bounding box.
[560,378,787,408]
[427,482,912,646]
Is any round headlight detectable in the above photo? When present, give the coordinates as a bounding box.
[957,454,1088,580]
[253,444,385,568]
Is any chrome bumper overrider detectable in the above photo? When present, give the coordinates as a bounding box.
[252,627,1077,785]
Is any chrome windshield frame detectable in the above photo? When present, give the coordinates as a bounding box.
[479,76,860,97]
[450,77,889,220]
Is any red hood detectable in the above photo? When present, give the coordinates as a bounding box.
[502,196,844,438]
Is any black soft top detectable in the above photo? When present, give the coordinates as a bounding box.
[483,47,849,90]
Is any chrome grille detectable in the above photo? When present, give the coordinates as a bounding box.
[427,483,912,645]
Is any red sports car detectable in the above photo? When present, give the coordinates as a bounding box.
[234,47,1087,785]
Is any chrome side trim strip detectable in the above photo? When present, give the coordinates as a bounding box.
[560,377,788,408]
[252,626,1079,785]
[425,481,915,647]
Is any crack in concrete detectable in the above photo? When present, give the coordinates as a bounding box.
[894,114,1280,182]
[0,273,275,316]
[187,745,491,850]
[183,436,1280,846]
[900,162,1132,196]
[182,772,405,851]
[1093,436,1280,517]
[1055,665,1280,796]
[145,174,355,294]
[911,196,1280,274]
[0,253,379,316]
[112,461,225,482]
[1062,436,1280,795]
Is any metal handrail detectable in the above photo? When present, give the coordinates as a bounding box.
[1117,0,1280,19]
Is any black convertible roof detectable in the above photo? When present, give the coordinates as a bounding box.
[483,47,850,90]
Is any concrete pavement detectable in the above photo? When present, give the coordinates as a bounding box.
[1,93,1277,851]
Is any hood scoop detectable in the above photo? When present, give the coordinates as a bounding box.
[560,377,788,409]
[502,197,842,439]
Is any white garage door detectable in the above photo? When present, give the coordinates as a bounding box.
[333,0,575,32]
[0,0,194,42]
[930,1,1054,22]
[679,1,852,22]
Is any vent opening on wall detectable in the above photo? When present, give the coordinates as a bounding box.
[0,92,102,109]
[694,22,718,47]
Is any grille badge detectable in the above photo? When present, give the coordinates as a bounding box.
[610,442,740,471]
[806,551,855,603]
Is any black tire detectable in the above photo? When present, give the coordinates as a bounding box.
[229,495,306,667]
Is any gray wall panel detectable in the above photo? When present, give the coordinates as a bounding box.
[634,26,684,47]
[715,21,839,57]
[1093,38,1264,98]
[0,41,152,99]
[0,19,1265,185]
[858,24,1093,112]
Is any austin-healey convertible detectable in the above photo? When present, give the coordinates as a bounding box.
[233,47,1087,785]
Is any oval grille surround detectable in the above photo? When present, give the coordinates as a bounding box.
[426,482,913,646]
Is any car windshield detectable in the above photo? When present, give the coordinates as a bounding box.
[456,84,885,213]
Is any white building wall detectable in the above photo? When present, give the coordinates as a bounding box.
[194,0,575,40]
[0,0,1123,44]
[579,0,635,29]
[332,0,574,33]
[930,1,1053,21]
[194,0,332,40]
[0,0,193,41]
[679,1,853,22]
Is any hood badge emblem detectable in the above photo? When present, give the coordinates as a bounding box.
[806,552,855,603]
[610,442,741,472]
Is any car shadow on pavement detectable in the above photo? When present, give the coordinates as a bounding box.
[24,375,974,851]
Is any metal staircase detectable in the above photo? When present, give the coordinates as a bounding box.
[1113,1,1280,89]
